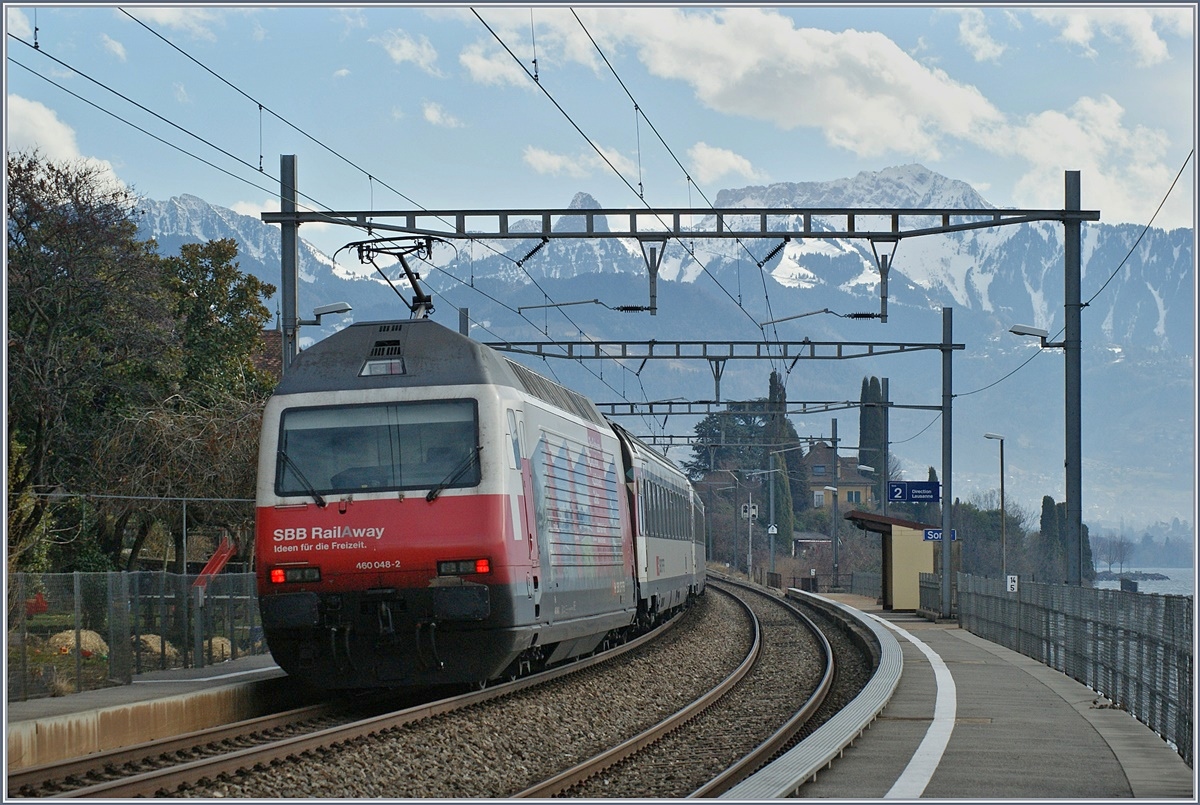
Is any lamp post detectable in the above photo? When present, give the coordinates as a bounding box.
[747,489,754,582]
[824,485,839,589]
[984,433,1006,577]
[719,469,741,572]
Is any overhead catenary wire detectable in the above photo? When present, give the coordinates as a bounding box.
[14,17,659,416]
[8,57,279,201]
[472,8,763,339]
[569,10,789,372]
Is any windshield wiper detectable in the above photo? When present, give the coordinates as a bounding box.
[426,445,483,502]
[278,450,327,508]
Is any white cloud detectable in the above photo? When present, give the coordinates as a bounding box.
[495,8,1005,162]
[422,101,464,128]
[687,142,766,184]
[460,41,531,88]
[1000,94,1183,227]
[173,83,190,104]
[6,94,123,188]
[7,7,32,39]
[1030,8,1191,67]
[955,9,1006,62]
[334,68,350,78]
[101,34,127,61]
[373,29,441,75]
[522,144,637,179]
[230,199,275,217]
[338,9,368,36]
[485,8,1190,228]
[523,143,638,180]
[128,8,221,41]
[523,146,591,178]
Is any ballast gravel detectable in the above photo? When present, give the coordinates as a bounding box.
[183,590,755,799]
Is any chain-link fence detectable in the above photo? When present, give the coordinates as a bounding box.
[955,573,1192,767]
[7,571,264,702]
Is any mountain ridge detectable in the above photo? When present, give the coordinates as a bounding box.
[134,164,1195,531]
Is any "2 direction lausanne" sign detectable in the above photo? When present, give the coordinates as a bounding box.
[887,481,941,502]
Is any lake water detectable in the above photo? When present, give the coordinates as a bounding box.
[1092,567,1194,597]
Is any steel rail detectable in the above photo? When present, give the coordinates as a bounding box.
[718,589,904,800]
[511,583,762,798]
[689,578,835,797]
[47,612,685,799]
[7,700,343,795]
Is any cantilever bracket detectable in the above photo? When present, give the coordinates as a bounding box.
[868,238,900,324]
[637,237,668,316]
[709,358,727,403]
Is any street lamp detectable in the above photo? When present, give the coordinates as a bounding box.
[1009,324,1066,348]
[824,485,839,589]
[984,433,1006,578]
[298,301,353,326]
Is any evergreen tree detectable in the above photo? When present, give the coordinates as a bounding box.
[1038,496,1064,582]
[764,371,795,550]
[858,376,885,507]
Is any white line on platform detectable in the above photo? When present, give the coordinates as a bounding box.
[869,616,957,799]
[131,665,280,683]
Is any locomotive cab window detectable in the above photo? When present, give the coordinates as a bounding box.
[276,399,480,496]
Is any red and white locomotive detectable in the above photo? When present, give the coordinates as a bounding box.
[254,317,705,688]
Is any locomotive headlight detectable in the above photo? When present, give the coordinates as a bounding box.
[437,558,491,576]
[270,566,322,584]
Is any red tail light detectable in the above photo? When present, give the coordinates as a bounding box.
[438,558,491,576]
[270,566,321,584]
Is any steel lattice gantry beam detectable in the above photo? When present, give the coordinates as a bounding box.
[260,205,1099,242]
[590,399,942,418]
[482,338,954,361]
[484,338,963,401]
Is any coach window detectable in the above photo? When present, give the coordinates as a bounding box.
[506,409,521,469]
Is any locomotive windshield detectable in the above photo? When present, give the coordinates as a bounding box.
[276,399,480,496]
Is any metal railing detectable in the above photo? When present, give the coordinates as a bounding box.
[786,572,881,599]
[8,571,265,702]
[955,573,1193,767]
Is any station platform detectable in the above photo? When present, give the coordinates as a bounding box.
[6,652,288,771]
[793,593,1194,799]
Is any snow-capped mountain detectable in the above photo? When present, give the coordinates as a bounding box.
[135,165,1194,531]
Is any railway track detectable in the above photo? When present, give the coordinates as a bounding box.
[11,580,880,799]
[7,607,685,799]
[515,577,834,798]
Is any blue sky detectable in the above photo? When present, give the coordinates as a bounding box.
[5,4,1197,530]
[5,4,1196,265]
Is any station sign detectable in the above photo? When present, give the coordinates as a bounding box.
[922,529,958,541]
[888,481,941,502]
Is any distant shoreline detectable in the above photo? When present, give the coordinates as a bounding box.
[1093,570,1170,581]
